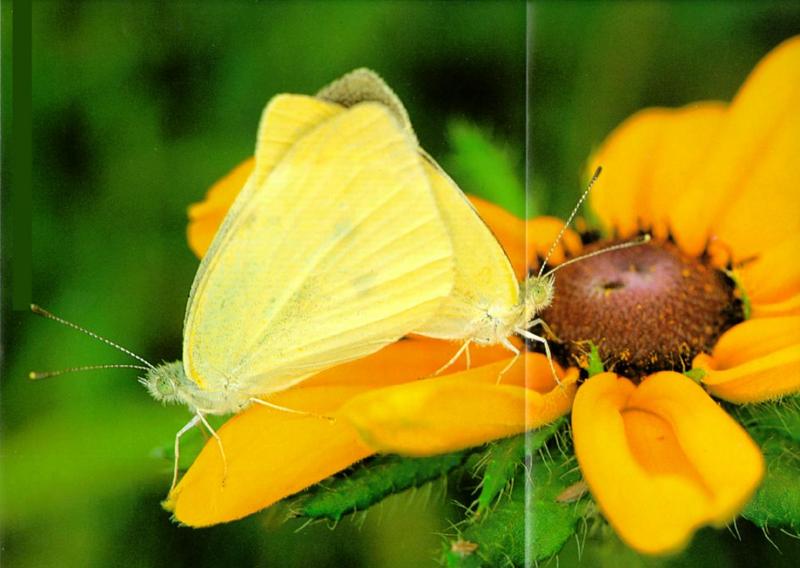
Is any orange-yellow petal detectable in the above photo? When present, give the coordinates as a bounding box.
[644,104,727,241]
[671,36,800,258]
[589,103,725,241]
[694,316,800,402]
[338,354,578,456]
[739,234,800,313]
[305,336,512,389]
[165,385,372,527]
[751,293,800,318]
[573,372,763,555]
[166,337,513,526]
[588,108,669,237]
[187,158,255,258]
[526,216,583,270]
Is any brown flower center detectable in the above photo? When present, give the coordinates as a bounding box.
[538,239,743,379]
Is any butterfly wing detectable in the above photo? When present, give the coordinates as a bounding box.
[412,155,520,339]
[314,69,521,340]
[183,102,454,395]
[251,94,342,189]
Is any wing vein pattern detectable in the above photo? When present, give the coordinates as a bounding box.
[183,103,453,395]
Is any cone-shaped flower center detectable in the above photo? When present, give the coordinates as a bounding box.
[541,240,743,378]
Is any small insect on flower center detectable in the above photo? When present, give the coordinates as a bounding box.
[539,239,743,379]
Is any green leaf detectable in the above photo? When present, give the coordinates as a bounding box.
[475,435,525,517]
[448,449,588,566]
[525,452,590,561]
[292,451,468,521]
[475,419,566,515]
[683,368,706,383]
[742,437,800,532]
[734,397,800,531]
[443,120,528,218]
[450,476,527,566]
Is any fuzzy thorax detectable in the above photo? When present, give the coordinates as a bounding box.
[465,274,556,345]
[144,361,249,415]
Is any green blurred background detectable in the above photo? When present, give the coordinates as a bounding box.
[3,1,799,566]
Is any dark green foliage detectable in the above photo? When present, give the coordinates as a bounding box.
[447,450,589,567]
[737,397,800,532]
[293,451,468,521]
[443,120,528,218]
[475,435,525,516]
[743,437,800,532]
[735,396,800,445]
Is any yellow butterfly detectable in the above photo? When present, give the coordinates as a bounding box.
[33,85,456,489]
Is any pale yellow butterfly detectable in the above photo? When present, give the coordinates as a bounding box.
[32,91,456,489]
[283,69,557,375]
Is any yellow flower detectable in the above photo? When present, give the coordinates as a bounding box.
[169,162,579,528]
[569,35,800,553]
[166,37,800,556]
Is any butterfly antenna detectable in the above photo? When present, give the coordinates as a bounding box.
[537,166,603,278]
[543,234,651,277]
[30,304,155,369]
[29,364,152,381]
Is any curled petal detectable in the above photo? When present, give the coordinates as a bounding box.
[165,386,373,527]
[338,353,578,456]
[187,158,255,258]
[573,372,763,555]
[165,338,513,526]
[695,316,800,402]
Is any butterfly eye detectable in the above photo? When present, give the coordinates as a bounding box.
[156,375,176,396]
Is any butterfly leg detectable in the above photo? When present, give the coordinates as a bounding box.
[196,411,228,486]
[434,340,472,376]
[171,413,202,492]
[514,327,561,386]
[527,318,561,342]
[249,397,335,422]
[498,337,521,384]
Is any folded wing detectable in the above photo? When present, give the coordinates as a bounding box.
[184,102,454,395]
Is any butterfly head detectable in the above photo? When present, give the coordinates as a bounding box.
[143,361,250,415]
[521,274,555,325]
[144,361,187,404]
